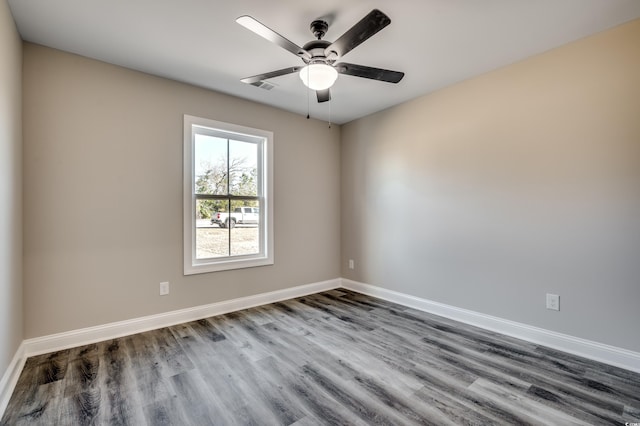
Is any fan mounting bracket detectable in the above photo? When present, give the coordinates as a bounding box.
[310,20,329,40]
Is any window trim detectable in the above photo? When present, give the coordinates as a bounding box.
[183,115,274,275]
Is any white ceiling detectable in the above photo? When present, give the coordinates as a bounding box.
[8,0,640,124]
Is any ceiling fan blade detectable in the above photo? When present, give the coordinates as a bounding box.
[316,89,331,103]
[335,63,404,83]
[241,67,303,85]
[236,16,311,60]
[324,9,391,59]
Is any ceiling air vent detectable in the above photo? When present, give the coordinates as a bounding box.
[250,81,276,90]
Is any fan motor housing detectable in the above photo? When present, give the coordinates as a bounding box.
[302,39,331,62]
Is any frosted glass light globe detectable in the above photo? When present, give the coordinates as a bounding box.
[299,64,338,91]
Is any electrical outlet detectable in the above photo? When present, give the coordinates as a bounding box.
[546,293,559,311]
[160,281,170,296]
[348,259,355,270]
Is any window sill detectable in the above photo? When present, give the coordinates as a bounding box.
[184,255,274,275]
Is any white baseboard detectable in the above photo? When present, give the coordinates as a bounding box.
[341,278,640,374]
[0,342,26,418]
[23,278,341,357]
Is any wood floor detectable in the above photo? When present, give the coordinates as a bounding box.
[2,289,640,425]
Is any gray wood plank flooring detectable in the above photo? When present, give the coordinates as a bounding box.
[2,289,640,425]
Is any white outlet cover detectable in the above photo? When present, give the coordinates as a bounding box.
[546,293,560,311]
[160,281,170,296]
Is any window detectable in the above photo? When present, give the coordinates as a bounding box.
[184,115,273,274]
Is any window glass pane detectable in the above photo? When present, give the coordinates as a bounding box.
[230,226,260,256]
[194,134,228,195]
[196,199,229,259]
[230,200,260,257]
[229,139,258,196]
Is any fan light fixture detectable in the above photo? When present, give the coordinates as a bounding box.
[299,64,338,91]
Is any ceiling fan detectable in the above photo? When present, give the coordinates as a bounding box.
[236,9,405,103]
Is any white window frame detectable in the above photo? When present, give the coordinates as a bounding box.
[183,115,274,275]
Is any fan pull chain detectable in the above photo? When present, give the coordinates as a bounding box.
[328,98,332,129]
[306,67,310,119]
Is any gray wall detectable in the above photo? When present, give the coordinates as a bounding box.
[22,44,341,338]
[341,19,640,352]
[0,0,23,376]
[13,14,640,354]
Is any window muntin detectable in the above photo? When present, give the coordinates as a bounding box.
[184,115,273,274]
